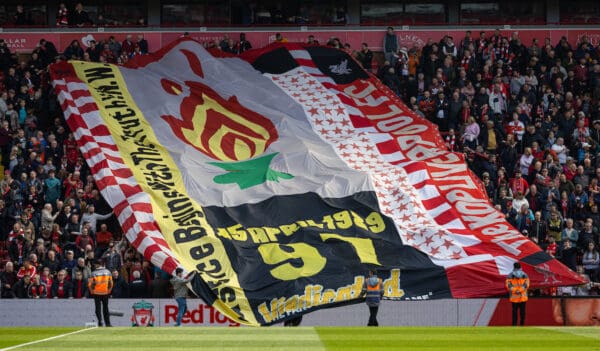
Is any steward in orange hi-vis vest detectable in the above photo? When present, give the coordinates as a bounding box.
[362,270,384,326]
[89,260,114,327]
[506,266,529,303]
[89,267,113,295]
[505,262,529,326]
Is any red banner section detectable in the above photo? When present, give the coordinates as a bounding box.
[3,29,600,53]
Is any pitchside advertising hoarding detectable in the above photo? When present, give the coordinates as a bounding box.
[1,29,600,53]
[0,298,598,327]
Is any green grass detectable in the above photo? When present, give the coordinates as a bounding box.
[0,327,598,351]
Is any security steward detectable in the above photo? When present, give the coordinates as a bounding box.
[362,270,384,326]
[88,259,114,327]
[505,262,530,326]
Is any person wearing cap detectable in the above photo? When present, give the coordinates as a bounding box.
[506,262,530,326]
[362,270,384,326]
[88,259,113,326]
[170,268,196,326]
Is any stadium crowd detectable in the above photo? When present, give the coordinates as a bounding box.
[0,34,170,300]
[0,28,599,302]
[371,28,600,295]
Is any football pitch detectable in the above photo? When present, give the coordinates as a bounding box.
[0,326,599,351]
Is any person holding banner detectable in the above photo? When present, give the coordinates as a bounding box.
[362,270,384,326]
[170,268,196,326]
[506,262,530,326]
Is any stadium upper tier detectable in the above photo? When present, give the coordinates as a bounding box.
[0,0,599,28]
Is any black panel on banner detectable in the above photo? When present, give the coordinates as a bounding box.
[190,274,217,305]
[520,251,553,266]
[251,47,299,74]
[201,191,452,325]
[305,46,369,85]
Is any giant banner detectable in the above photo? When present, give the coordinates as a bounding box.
[50,38,584,326]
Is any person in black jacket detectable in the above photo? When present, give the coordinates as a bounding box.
[128,270,146,298]
[357,43,373,72]
[13,274,32,298]
[1,261,18,298]
[71,2,91,27]
[110,269,128,298]
[435,91,450,132]
[382,67,402,96]
[558,240,578,271]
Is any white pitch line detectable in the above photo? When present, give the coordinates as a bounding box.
[0,327,98,351]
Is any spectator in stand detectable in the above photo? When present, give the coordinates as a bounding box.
[121,35,135,57]
[558,239,578,271]
[546,236,558,257]
[56,3,69,26]
[356,43,373,72]
[102,241,122,273]
[136,35,149,55]
[72,257,91,281]
[71,2,91,27]
[519,147,534,177]
[128,270,146,298]
[13,274,32,298]
[306,35,319,46]
[40,203,59,230]
[72,270,89,298]
[582,210,597,234]
[382,67,401,96]
[43,249,61,275]
[95,223,112,257]
[80,204,112,235]
[85,40,100,62]
[16,258,35,279]
[0,261,17,298]
[461,116,480,150]
[434,91,450,132]
[551,137,569,165]
[75,227,93,256]
[110,269,128,298]
[51,269,72,298]
[383,27,399,67]
[14,5,31,26]
[63,40,84,61]
[582,241,600,282]
[530,211,548,247]
[28,274,47,298]
[62,250,77,276]
[222,38,237,54]
[107,36,122,58]
[561,218,579,247]
[237,33,252,54]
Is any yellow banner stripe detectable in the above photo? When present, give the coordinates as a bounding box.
[71,61,257,326]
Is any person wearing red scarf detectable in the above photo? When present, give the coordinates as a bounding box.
[51,270,73,298]
[72,270,89,298]
[509,170,529,196]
